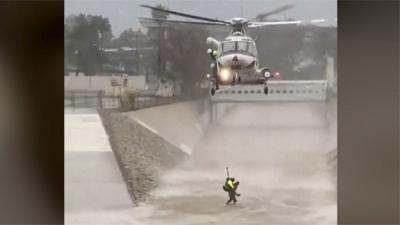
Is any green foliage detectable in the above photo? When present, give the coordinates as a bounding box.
[144,4,171,75]
[112,29,147,47]
[104,29,154,74]
[65,14,112,75]
[164,26,210,95]
[250,25,336,80]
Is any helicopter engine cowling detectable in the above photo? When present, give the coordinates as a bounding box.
[206,37,220,49]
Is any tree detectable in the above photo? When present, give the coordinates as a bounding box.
[65,14,112,75]
[147,4,170,75]
[164,26,210,96]
[108,29,150,74]
[112,28,147,47]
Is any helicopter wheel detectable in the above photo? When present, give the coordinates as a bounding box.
[264,86,269,95]
[211,87,216,96]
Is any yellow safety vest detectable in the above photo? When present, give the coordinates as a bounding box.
[226,179,234,189]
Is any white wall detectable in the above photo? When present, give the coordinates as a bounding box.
[65,75,146,93]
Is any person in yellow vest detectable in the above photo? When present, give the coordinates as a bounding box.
[207,49,219,90]
[223,177,240,205]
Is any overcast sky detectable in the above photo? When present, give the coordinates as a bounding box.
[65,0,337,36]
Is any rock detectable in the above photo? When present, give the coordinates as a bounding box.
[98,109,188,205]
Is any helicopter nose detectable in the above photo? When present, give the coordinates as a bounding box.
[218,54,254,67]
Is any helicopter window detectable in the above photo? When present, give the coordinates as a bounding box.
[247,42,257,55]
[222,41,256,56]
[237,42,248,52]
[222,42,235,52]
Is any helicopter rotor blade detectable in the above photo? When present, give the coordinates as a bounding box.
[140,4,231,25]
[139,17,228,27]
[248,18,333,28]
[248,20,302,27]
[251,4,295,21]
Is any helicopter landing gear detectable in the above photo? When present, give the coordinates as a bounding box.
[211,87,216,96]
[264,86,269,95]
[264,82,269,95]
[210,78,219,96]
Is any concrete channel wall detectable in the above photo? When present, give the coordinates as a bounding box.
[65,96,336,224]
[124,97,336,155]
[119,97,337,224]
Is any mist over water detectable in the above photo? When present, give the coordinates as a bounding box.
[131,100,337,225]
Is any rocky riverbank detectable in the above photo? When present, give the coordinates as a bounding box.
[98,109,188,205]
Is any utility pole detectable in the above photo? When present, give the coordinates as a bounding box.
[135,33,140,75]
[159,25,165,77]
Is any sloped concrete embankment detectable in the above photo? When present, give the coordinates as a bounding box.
[99,109,189,204]
[99,97,337,224]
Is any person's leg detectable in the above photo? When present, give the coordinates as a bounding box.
[227,191,234,205]
[226,195,233,205]
[232,194,237,204]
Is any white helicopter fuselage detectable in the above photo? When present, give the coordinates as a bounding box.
[209,33,271,85]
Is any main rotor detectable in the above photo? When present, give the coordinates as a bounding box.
[229,17,249,34]
[139,4,307,35]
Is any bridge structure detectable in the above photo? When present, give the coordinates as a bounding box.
[208,79,331,123]
[210,80,327,102]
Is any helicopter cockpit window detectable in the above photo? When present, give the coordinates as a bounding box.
[222,42,235,52]
[237,42,248,52]
[248,42,257,55]
[221,41,257,56]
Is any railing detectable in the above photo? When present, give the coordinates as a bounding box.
[64,90,120,109]
[128,95,182,110]
[64,90,183,110]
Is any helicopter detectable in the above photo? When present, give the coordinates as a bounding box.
[139,4,328,96]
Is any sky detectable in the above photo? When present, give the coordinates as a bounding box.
[65,0,337,36]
